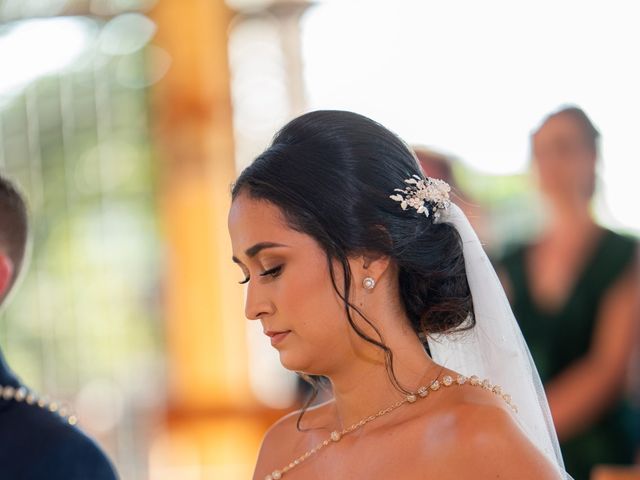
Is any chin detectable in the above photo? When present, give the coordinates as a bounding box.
[277,348,328,376]
[277,351,311,373]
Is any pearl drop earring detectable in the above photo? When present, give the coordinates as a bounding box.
[362,277,376,290]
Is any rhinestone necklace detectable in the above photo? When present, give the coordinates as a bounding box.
[0,383,77,425]
[264,374,517,480]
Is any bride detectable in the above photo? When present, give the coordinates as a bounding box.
[228,110,572,479]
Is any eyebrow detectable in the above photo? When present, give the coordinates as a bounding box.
[232,242,289,264]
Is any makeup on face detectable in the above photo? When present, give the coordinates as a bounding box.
[264,329,291,347]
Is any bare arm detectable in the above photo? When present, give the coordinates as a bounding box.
[545,248,640,440]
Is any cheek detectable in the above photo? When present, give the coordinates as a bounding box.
[275,257,353,371]
[536,157,579,191]
[535,160,559,191]
[283,260,346,335]
[554,156,595,194]
[571,158,596,190]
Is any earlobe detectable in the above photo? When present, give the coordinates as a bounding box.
[0,254,14,299]
[362,277,376,290]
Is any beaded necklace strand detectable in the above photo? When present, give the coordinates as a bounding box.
[0,383,77,425]
[264,374,517,480]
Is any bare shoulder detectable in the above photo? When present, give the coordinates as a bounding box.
[412,378,562,479]
[448,400,560,478]
[256,407,306,452]
[253,401,333,480]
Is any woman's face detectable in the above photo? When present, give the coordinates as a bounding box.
[228,192,361,375]
[531,113,597,203]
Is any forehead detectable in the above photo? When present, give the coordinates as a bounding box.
[228,193,310,255]
[534,114,585,144]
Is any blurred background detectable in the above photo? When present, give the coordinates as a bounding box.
[0,0,638,479]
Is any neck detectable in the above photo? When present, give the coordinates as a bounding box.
[325,325,439,429]
[546,196,595,239]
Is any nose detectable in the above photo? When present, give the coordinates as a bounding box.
[244,281,274,321]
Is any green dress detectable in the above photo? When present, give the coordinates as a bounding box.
[500,229,637,480]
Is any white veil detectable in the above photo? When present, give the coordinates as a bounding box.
[428,203,573,479]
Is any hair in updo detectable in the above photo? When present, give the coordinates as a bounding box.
[231,110,474,418]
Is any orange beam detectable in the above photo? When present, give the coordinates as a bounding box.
[151,0,250,411]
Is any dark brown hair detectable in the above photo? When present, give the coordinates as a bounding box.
[534,105,601,153]
[231,110,474,426]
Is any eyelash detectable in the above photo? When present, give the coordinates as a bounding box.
[238,265,283,284]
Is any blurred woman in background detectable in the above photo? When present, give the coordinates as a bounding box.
[500,106,640,479]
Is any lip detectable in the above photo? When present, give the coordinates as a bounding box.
[264,330,291,347]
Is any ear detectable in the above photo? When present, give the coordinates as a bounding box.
[357,252,392,285]
[0,253,14,300]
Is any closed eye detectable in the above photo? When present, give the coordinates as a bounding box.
[238,265,283,284]
[260,265,283,278]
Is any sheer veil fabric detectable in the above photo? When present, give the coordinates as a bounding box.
[428,203,573,479]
